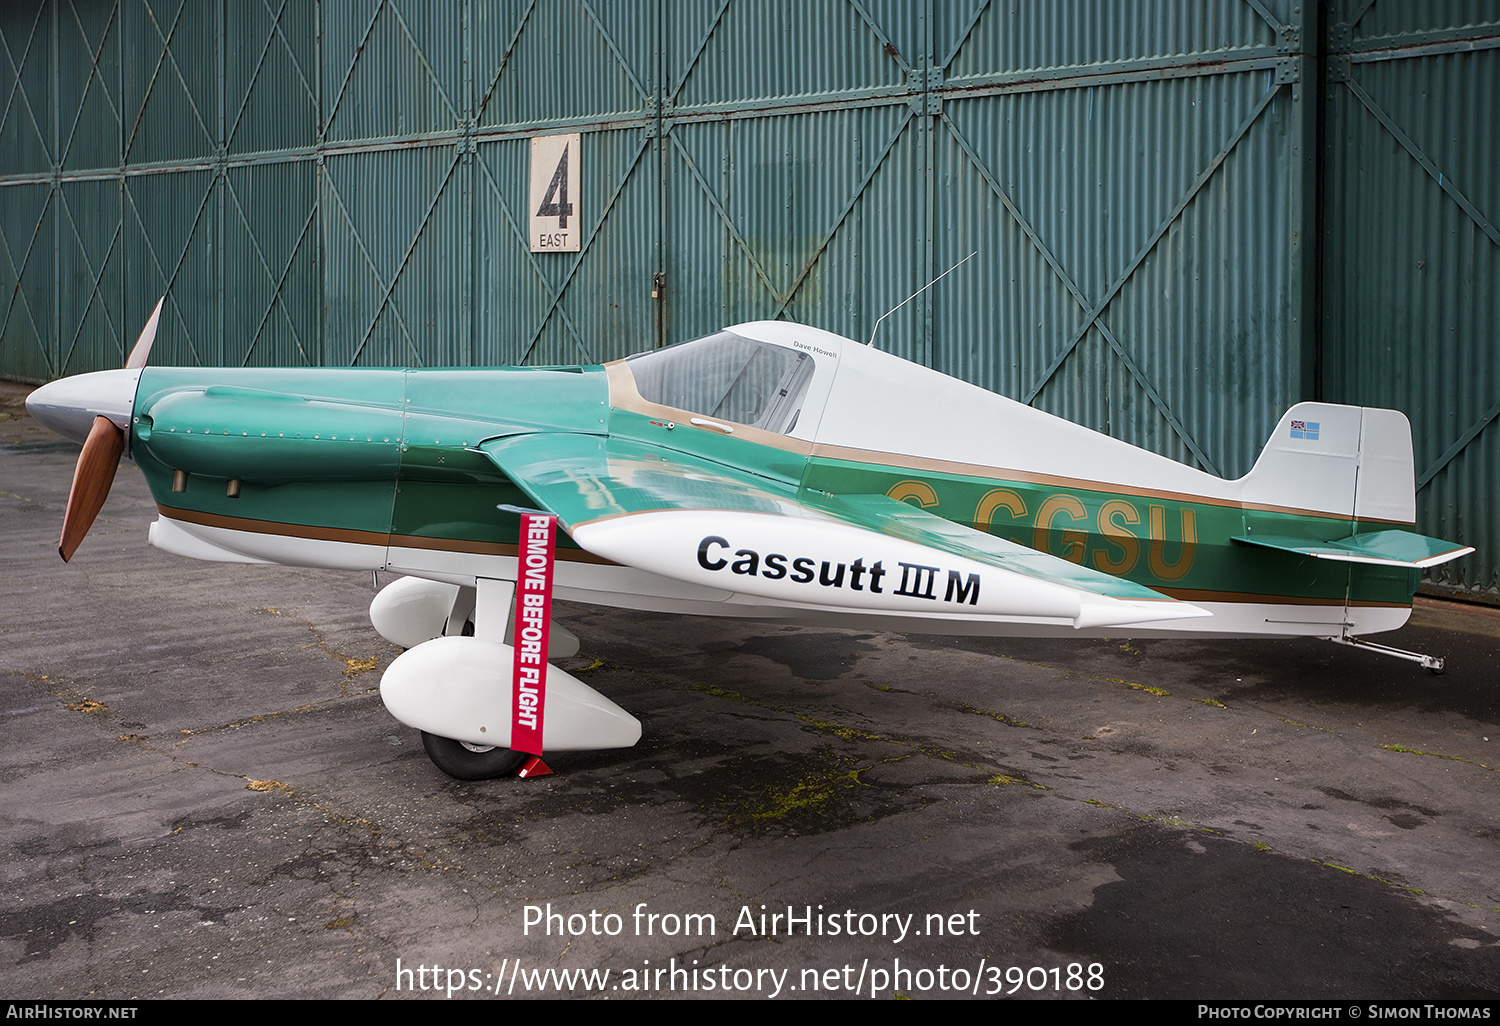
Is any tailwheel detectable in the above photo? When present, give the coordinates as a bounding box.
[420,731,528,780]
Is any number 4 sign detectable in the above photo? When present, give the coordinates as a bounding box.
[530,134,581,252]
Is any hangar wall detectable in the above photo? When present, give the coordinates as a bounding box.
[0,1,1494,598]
[1320,0,1500,600]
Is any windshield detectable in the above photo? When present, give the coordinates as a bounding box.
[625,331,814,434]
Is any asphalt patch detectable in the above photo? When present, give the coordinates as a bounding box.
[1046,826,1500,999]
[731,632,879,681]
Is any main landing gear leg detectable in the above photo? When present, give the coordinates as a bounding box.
[440,583,580,656]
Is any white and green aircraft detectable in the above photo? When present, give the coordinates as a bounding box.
[27,300,1472,779]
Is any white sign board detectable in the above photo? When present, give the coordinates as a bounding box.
[529,134,581,253]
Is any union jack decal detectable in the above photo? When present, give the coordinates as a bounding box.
[1289,420,1320,440]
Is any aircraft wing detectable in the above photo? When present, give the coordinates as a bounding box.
[804,492,1176,602]
[480,433,1210,629]
[480,431,800,524]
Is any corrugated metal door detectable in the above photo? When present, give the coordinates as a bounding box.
[934,1,1316,479]
[661,1,1316,480]
[321,1,469,367]
[472,0,660,366]
[0,1,320,375]
[319,0,660,368]
[660,2,919,348]
[0,0,664,377]
[1322,0,1500,596]
[1,1,120,382]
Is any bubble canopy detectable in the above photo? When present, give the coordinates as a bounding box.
[624,331,815,434]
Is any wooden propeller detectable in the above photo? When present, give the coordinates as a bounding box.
[57,297,163,562]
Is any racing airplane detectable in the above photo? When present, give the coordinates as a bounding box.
[27,300,1473,779]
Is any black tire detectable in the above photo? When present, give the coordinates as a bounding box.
[420,731,528,780]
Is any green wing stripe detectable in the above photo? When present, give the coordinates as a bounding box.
[483,437,1195,607]
[479,433,797,532]
[806,493,1180,603]
[1232,529,1473,569]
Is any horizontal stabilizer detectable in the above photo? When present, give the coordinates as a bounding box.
[1232,529,1473,569]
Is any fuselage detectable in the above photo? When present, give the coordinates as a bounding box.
[103,321,1416,640]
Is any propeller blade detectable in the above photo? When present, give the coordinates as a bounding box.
[58,415,125,562]
[125,296,164,369]
[54,297,161,560]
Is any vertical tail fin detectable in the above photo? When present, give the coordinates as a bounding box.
[1237,402,1414,525]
